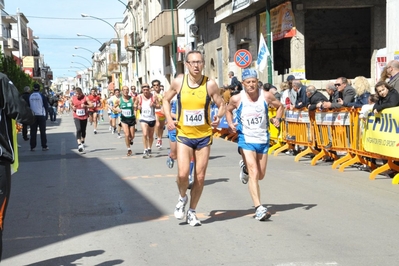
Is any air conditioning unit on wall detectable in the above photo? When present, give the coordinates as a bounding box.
[189,24,199,37]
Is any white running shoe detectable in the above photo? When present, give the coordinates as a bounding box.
[239,160,249,184]
[255,205,271,221]
[174,196,188,220]
[166,156,174,168]
[78,144,84,152]
[186,210,201,226]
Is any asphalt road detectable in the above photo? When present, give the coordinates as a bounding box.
[2,113,399,266]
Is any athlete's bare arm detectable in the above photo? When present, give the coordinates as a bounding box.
[225,94,240,133]
[207,79,226,127]
[163,74,184,130]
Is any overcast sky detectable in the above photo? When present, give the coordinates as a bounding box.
[5,0,127,79]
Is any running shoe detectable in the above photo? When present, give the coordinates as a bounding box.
[109,126,112,131]
[42,147,49,151]
[255,205,271,221]
[147,149,152,156]
[118,133,122,139]
[78,144,84,152]
[142,149,149,159]
[94,129,97,134]
[156,139,162,149]
[127,149,133,156]
[186,210,201,226]
[130,140,133,145]
[174,196,187,220]
[166,156,174,168]
[239,160,249,184]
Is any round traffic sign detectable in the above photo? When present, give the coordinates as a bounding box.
[234,49,252,68]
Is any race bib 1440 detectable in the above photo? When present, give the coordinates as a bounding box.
[183,109,205,126]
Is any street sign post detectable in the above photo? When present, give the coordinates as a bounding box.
[234,49,252,68]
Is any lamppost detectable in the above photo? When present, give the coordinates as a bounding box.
[69,67,87,91]
[72,54,92,65]
[81,13,122,89]
[77,33,103,46]
[71,61,91,90]
[116,0,138,85]
[73,54,94,86]
[76,35,109,85]
[75,46,95,54]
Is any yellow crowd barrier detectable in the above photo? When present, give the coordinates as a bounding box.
[212,106,399,184]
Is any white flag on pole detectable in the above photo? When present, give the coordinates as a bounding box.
[171,56,176,77]
[256,33,270,73]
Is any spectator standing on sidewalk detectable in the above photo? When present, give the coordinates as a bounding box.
[21,86,31,141]
[386,60,399,92]
[28,83,49,151]
[0,72,35,261]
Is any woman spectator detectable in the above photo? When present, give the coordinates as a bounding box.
[372,81,399,113]
[345,76,371,108]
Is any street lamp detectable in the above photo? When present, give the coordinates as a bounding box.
[81,13,122,89]
[73,55,94,87]
[75,46,95,54]
[116,0,138,84]
[71,61,93,88]
[71,61,90,69]
[77,33,103,46]
[72,54,92,66]
[76,35,109,84]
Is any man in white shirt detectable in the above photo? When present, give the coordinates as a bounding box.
[28,83,49,151]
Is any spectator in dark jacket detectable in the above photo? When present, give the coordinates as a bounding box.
[345,76,370,108]
[291,79,308,109]
[322,77,355,109]
[0,73,35,261]
[373,81,399,113]
[20,86,31,140]
[306,85,329,111]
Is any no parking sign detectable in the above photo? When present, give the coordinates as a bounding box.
[234,49,252,68]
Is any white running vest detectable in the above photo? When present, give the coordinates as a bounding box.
[236,89,268,144]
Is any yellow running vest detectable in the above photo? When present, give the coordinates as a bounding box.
[176,75,212,138]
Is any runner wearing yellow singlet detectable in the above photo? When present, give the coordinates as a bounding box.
[163,50,226,227]
[152,79,165,149]
[110,89,122,138]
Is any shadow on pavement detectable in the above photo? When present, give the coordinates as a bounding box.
[3,120,166,261]
[25,250,106,266]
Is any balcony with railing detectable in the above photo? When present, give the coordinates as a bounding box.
[149,9,183,46]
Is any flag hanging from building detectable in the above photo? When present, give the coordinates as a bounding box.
[256,33,270,73]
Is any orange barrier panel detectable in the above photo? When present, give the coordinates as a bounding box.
[273,109,318,162]
[310,108,352,166]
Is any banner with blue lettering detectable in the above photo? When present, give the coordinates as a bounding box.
[362,106,399,158]
[211,104,237,128]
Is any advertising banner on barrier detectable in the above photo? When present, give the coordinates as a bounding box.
[315,112,350,126]
[285,110,310,123]
[363,107,399,158]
